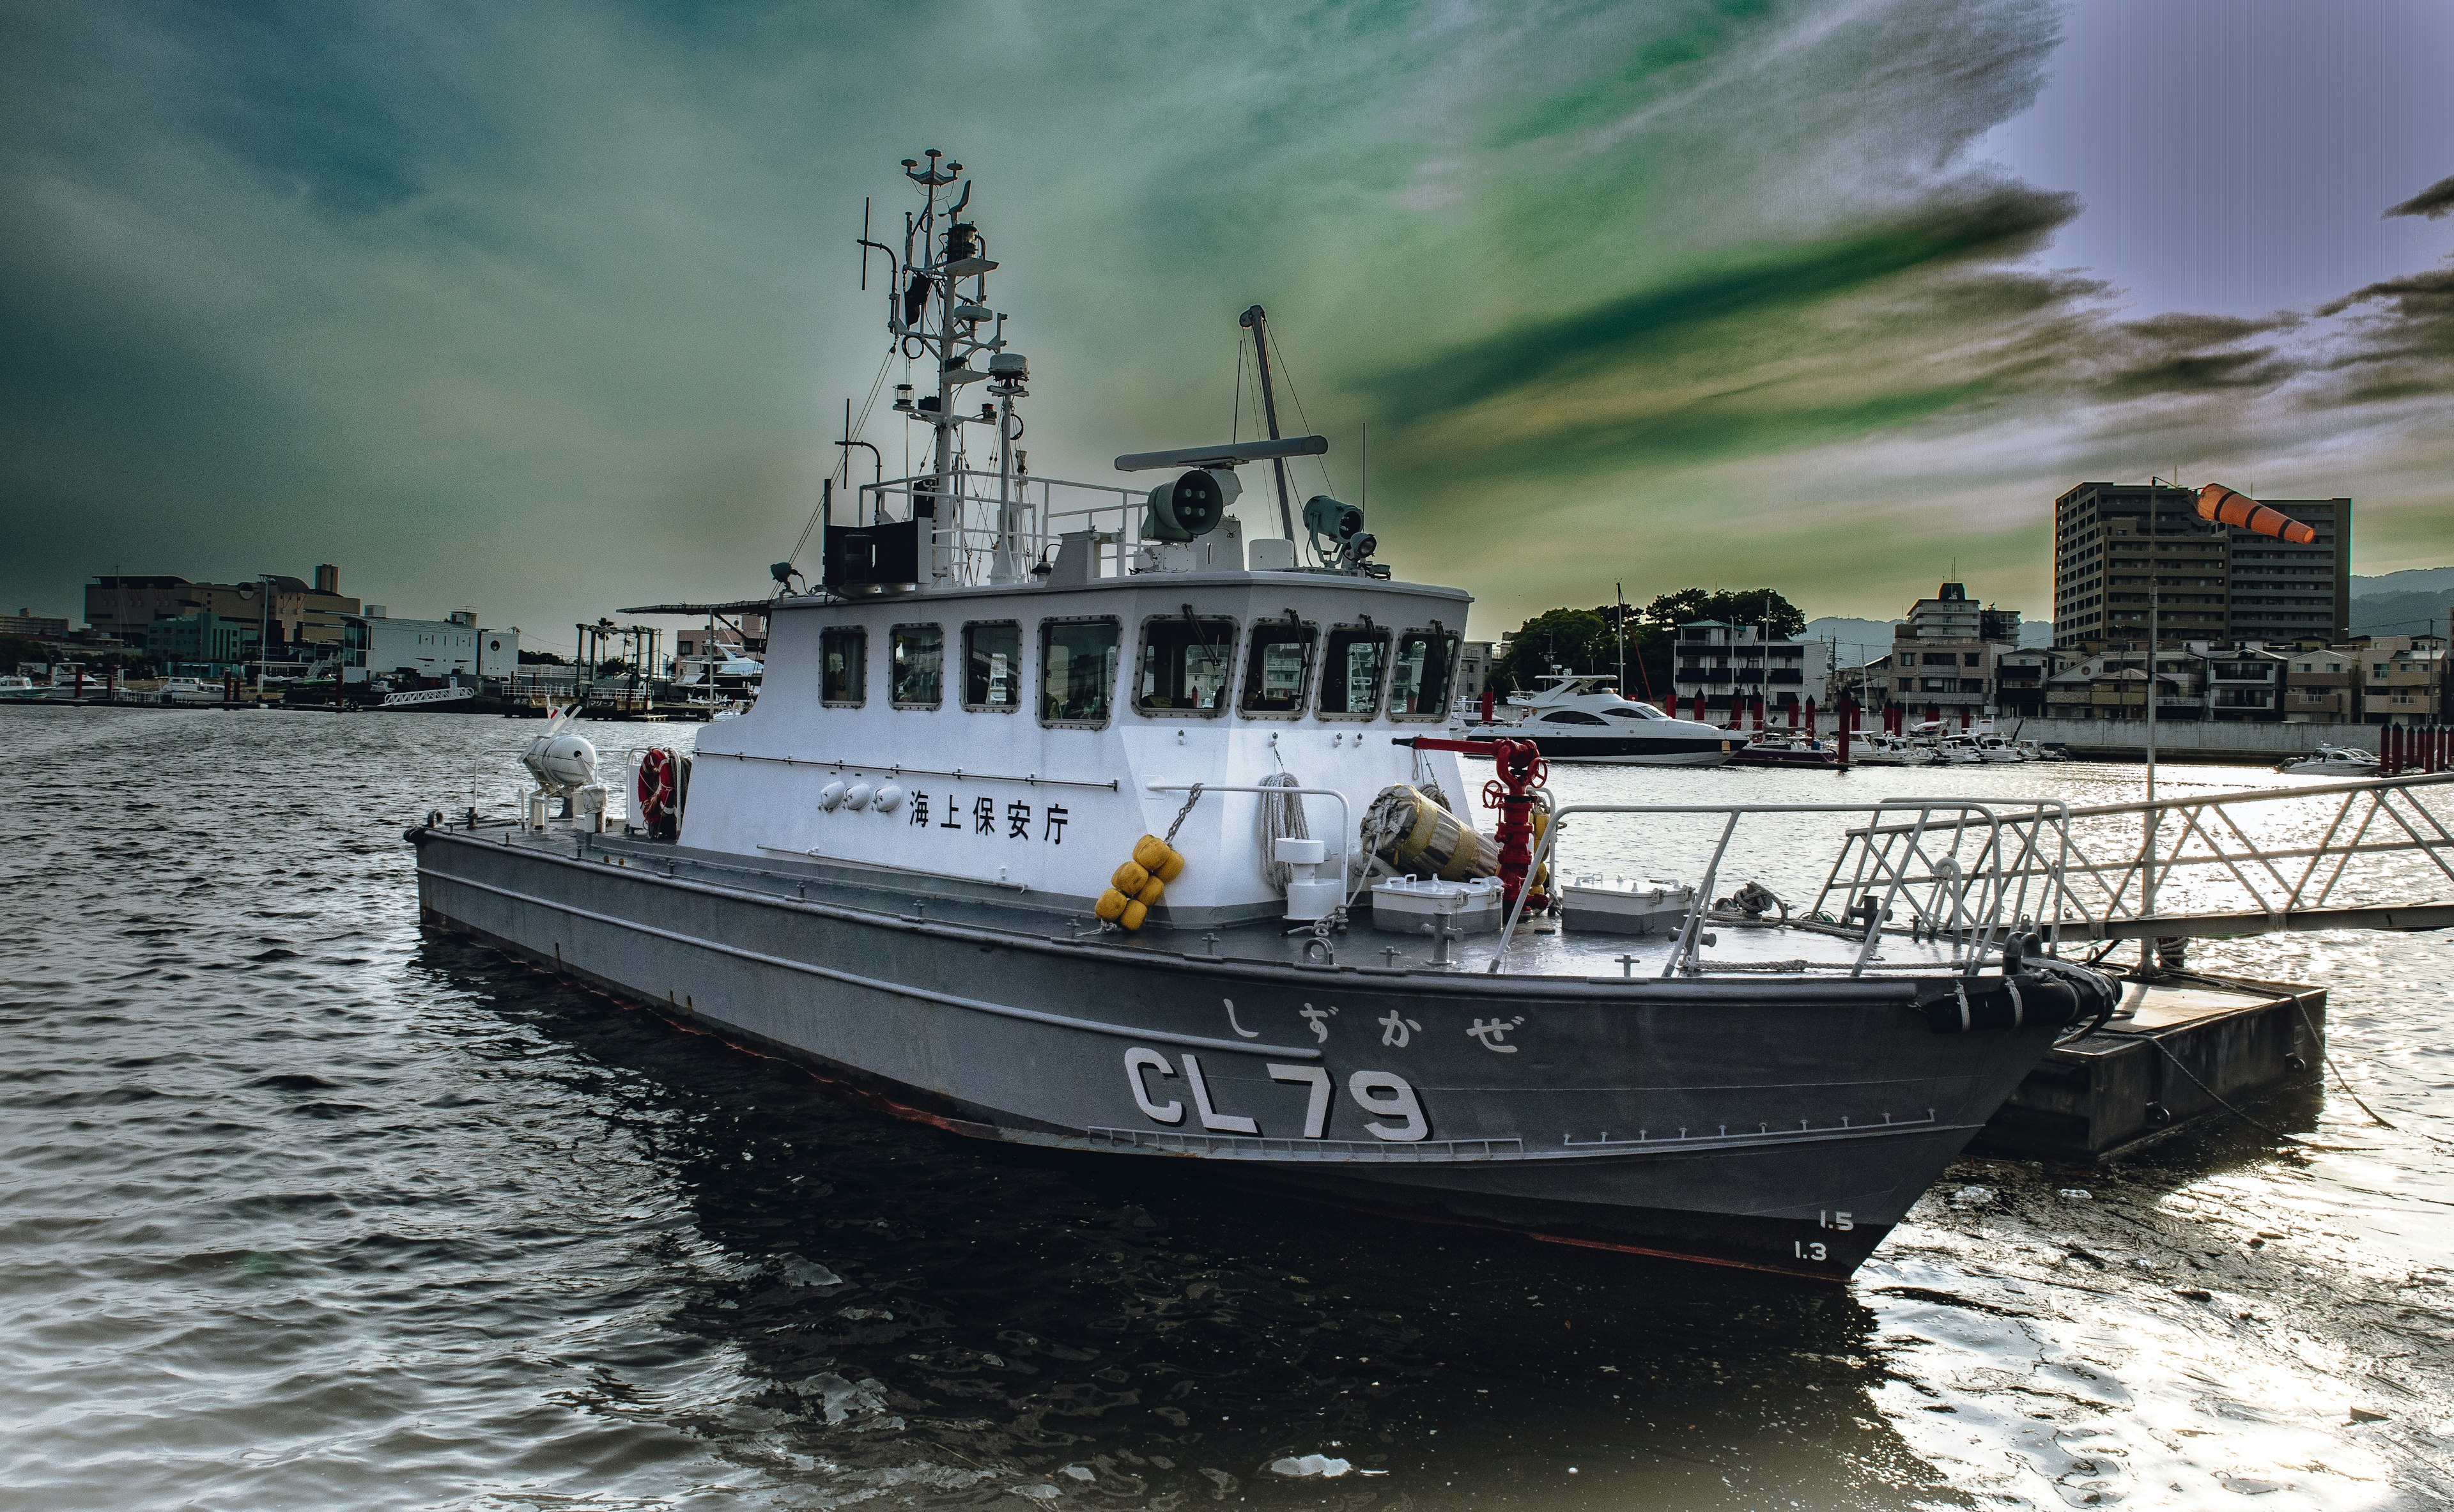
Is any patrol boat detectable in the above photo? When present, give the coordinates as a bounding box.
[409,150,2114,1281]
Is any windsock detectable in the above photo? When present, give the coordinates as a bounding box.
[2196,484,2316,544]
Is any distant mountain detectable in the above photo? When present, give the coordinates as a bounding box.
[1805,616,2055,666]
[1803,618,1899,667]
[2352,566,2454,597]
[2350,589,2454,638]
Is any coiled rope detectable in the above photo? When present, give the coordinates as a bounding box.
[1258,771,1310,891]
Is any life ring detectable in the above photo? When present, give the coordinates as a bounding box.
[637,747,679,838]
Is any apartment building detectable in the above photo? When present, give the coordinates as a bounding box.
[2227,498,2349,644]
[1671,621,1830,717]
[2053,482,2349,651]
[2359,636,2446,724]
[1885,582,2023,716]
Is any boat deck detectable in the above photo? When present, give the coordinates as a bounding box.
[467,817,1997,984]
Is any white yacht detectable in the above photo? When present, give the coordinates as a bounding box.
[2278,744,2380,776]
[1456,674,1740,766]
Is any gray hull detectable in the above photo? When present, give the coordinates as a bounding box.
[412,826,2060,1280]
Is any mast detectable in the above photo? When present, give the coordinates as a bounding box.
[1239,305,1299,541]
[882,149,1011,585]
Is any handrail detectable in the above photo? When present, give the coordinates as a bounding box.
[1143,782,1355,890]
[1485,799,2072,978]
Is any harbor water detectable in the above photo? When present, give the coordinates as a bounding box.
[4,708,2450,1509]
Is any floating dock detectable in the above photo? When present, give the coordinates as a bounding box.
[1975,975,2326,1159]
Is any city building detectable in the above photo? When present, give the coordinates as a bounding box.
[2045,649,2205,721]
[2226,498,2350,645]
[2358,636,2446,724]
[83,566,360,653]
[1456,640,1496,698]
[478,628,522,679]
[340,609,482,683]
[1671,620,1830,718]
[2053,482,2350,651]
[1991,647,2057,718]
[1,610,70,638]
[143,611,259,670]
[1886,582,2023,718]
[2196,645,2288,721]
[2283,647,2359,723]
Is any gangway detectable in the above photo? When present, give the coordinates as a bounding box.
[1812,771,2454,948]
[1491,773,2454,976]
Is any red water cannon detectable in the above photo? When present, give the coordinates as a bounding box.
[1408,736,1549,913]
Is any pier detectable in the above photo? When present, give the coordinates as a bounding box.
[1975,975,2326,1159]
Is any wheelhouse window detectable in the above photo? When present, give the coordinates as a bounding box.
[963,621,1021,711]
[1316,624,1391,718]
[1387,627,1458,720]
[890,624,943,708]
[1239,618,1316,716]
[1040,618,1122,727]
[821,626,867,706]
[1541,709,1607,725]
[1135,615,1236,716]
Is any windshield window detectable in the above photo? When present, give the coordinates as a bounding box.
[1135,617,1236,716]
[1040,619,1121,726]
[890,624,943,707]
[1239,621,1316,715]
[821,627,866,706]
[1387,628,1458,720]
[1317,626,1391,716]
[963,622,1021,711]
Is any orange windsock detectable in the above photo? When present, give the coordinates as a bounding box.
[2196,484,2317,545]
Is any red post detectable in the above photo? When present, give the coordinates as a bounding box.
[1960,704,1971,731]
[1837,699,1853,767]
[1787,699,1799,730]
[73,665,85,701]
[1750,695,1763,734]
[1479,688,1495,725]
[1805,697,1817,736]
[105,665,116,702]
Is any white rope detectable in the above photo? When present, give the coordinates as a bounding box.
[1258,771,1310,891]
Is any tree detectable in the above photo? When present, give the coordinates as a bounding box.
[1639,587,1805,639]
[1493,608,1614,694]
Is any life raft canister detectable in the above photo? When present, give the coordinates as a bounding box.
[636,747,680,840]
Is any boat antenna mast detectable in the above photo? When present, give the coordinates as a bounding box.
[869,149,1025,583]
[1238,305,1300,541]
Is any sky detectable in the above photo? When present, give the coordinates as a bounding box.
[3,0,2450,650]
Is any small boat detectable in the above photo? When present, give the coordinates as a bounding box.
[158,676,226,706]
[1849,733,1936,767]
[2278,744,2379,776]
[0,674,46,702]
[1456,674,1740,766]
[1728,734,1842,769]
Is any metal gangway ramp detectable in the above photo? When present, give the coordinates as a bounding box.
[1814,771,2454,951]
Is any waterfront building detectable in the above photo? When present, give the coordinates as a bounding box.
[0,610,70,638]
[2044,649,2203,721]
[341,609,484,684]
[1887,582,2021,718]
[1671,619,1829,718]
[142,611,259,671]
[2196,645,2288,722]
[2358,636,2446,724]
[2053,482,2349,651]
[1991,647,2057,718]
[2283,647,2359,723]
[83,565,360,651]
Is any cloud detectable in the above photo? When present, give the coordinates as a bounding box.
[2384,174,2454,220]
[0,0,2446,639]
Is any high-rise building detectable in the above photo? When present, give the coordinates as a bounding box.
[2225,498,2349,644]
[2053,482,2350,651]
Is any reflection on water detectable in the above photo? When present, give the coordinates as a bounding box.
[2,709,2449,1509]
